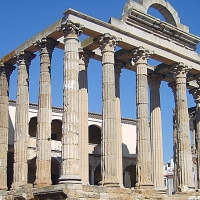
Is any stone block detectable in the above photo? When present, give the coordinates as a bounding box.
[100,192,109,199]
[64,183,83,190]
[98,186,107,193]
[87,192,100,199]
[63,188,77,198]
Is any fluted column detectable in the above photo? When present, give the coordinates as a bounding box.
[148,72,164,190]
[12,51,35,189]
[90,169,95,185]
[172,63,194,191]
[114,60,123,187]
[98,33,120,187]
[59,20,83,183]
[168,81,178,192]
[78,48,93,185]
[190,87,200,189]
[133,46,153,188]
[34,38,58,187]
[0,63,15,190]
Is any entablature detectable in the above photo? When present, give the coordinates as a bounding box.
[123,8,200,51]
[1,6,200,80]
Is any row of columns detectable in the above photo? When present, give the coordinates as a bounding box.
[0,19,197,192]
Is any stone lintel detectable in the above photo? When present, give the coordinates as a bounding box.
[2,8,200,72]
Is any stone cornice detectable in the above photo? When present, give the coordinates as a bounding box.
[1,8,200,73]
[123,8,200,50]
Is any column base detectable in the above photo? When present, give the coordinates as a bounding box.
[154,186,167,194]
[0,187,7,191]
[11,183,32,190]
[177,185,196,192]
[34,180,52,188]
[59,175,82,184]
[100,182,120,187]
[135,183,154,190]
[82,180,89,185]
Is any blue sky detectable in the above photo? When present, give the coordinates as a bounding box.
[0,0,200,162]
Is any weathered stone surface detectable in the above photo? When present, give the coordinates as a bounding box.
[114,60,123,187]
[2,183,200,199]
[78,48,93,185]
[168,81,179,192]
[12,51,35,190]
[172,63,194,191]
[0,63,15,190]
[190,86,200,190]
[148,72,165,191]
[133,46,153,188]
[98,33,120,187]
[59,20,83,183]
[34,38,58,187]
[1,0,200,199]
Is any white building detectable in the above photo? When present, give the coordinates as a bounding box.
[7,100,137,189]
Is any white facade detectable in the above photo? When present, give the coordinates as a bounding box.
[7,100,137,188]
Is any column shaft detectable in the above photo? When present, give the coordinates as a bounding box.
[59,20,83,183]
[148,73,164,190]
[115,61,123,186]
[134,47,153,188]
[190,87,200,189]
[34,38,57,187]
[168,81,179,192]
[172,63,194,191]
[78,48,92,185]
[0,64,14,190]
[99,33,119,186]
[90,169,95,185]
[196,102,200,189]
[12,51,35,189]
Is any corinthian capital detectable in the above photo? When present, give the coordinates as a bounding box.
[61,20,84,37]
[96,33,121,52]
[189,88,200,104]
[14,51,36,66]
[171,62,190,79]
[34,38,58,54]
[148,72,163,88]
[132,46,152,64]
[0,62,15,81]
[78,48,94,67]
[114,60,123,77]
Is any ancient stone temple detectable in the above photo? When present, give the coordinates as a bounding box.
[1,0,200,199]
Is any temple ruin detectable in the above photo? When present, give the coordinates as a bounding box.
[1,0,200,199]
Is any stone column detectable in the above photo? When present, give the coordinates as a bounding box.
[172,63,194,191]
[190,87,200,189]
[124,171,131,188]
[98,33,120,187]
[12,51,35,189]
[168,81,178,192]
[114,60,123,187]
[148,72,164,190]
[90,169,95,185]
[133,46,153,188]
[34,38,58,187]
[0,63,15,190]
[59,20,83,183]
[78,48,93,185]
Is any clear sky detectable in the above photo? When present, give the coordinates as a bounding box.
[0,0,200,162]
